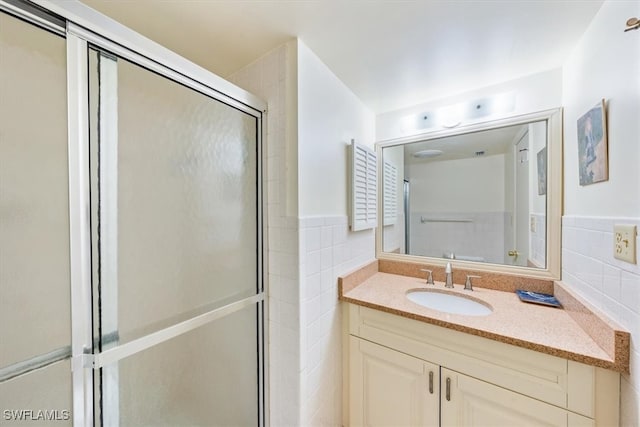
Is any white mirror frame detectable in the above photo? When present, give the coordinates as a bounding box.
[376,108,563,280]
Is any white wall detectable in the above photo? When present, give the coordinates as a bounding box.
[563,2,640,218]
[561,1,640,425]
[405,155,506,263]
[298,41,376,217]
[407,154,506,213]
[376,68,563,141]
[232,39,377,426]
[297,39,377,425]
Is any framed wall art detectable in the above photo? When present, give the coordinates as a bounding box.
[577,99,608,186]
[537,147,547,195]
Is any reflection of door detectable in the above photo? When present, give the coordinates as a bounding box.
[512,133,529,266]
[404,180,410,254]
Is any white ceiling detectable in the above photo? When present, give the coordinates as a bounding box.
[403,123,527,164]
[80,0,603,113]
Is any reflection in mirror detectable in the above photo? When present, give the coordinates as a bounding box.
[382,120,548,269]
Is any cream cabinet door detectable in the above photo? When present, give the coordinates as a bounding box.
[350,337,439,427]
[440,368,586,427]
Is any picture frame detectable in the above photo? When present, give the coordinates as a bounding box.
[537,147,547,195]
[577,99,608,185]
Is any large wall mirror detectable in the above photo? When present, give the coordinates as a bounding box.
[377,108,562,279]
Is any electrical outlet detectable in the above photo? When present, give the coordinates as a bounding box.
[614,224,637,264]
[530,216,536,233]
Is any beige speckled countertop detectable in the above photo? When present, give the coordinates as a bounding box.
[340,268,630,373]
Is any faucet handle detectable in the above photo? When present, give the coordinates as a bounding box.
[420,269,434,285]
[464,275,481,291]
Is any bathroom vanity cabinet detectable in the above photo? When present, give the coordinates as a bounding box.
[345,304,620,427]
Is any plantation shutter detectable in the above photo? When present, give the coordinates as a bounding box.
[383,161,397,226]
[350,140,377,231]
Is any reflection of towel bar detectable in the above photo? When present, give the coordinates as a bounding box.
[421,217,473,223]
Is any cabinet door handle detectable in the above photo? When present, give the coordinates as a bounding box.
[428,371,434,394]
[445,377,451,401]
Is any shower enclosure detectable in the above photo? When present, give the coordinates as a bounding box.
[0,1,266,426]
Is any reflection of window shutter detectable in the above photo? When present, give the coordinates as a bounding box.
[350,141,377,231]
[383,161,397,226]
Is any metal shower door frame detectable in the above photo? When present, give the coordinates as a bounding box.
[66,26,268,427]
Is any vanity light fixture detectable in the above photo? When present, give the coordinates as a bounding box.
[489,92,516,115]
[400,92,516,135]
[439,103,465,128]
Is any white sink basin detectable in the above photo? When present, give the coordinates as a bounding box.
[406,289,493,316]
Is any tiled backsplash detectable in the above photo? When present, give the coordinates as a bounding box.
[561,215,639,424]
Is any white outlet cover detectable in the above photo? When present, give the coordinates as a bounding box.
[614,224,637,264]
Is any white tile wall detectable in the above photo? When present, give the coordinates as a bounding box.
[561,215,640,423]
[231,45,377,426]
[410,211,506,263]
[299,216,375,426]
[229,44,303,427]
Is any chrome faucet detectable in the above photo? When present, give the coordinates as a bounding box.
[445,262,454,288]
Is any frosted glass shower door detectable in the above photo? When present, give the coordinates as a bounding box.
[0,10,72,424]
[89,48,264,426]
